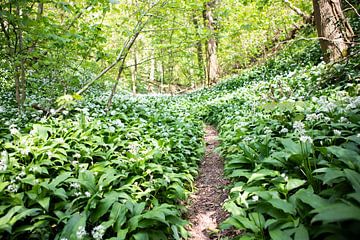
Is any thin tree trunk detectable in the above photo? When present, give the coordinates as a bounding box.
[204,1,219,85]
[160,60,164,93]
[149,48,155,83]
[131,49,137,95]
[312,0,355,62]
[192,14,206,85]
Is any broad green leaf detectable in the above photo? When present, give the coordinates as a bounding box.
[292,188,328,209]
[269,227,292,240]
[311,203,360,222]
[344,169,360,192]
[247,169,278,183]
[110,202,127,231]
[9,208,41,225]
[133,232,149,240]
[268,199,296,215]
[58,212,87,240]
[294,224,309,240]
[326,146,360,169]
[285,179,306,191]
[38,197,50,211]
[0,206,23,233]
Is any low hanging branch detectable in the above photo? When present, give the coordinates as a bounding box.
[283,0,313,24]
[51,0,167,116]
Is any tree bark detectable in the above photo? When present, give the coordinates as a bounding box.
[312,0,355,62]
[192,14,206,86]
[204,1,219,85]
[131,49,137,95]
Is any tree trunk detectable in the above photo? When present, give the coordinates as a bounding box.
[192,14,206,86]
[312,0,354,62]
[131,49,137,95]
[204,1,219,85]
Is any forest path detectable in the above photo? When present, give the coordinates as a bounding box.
[186,125,230,240]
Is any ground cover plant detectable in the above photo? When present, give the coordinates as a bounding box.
[0,94,204,240]
[188,39,360,239]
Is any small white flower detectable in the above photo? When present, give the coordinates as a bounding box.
[264,129,272,135]
[357,133,360,138]
[300,135,313,143]
[280,128,288,134]
[251,195,259,201]
[47,151,54,158]
[334,130,341,136]
[91,225,106,240]
[340,117,349,123]
[10,128,19,135]
[20,148,30,155]
[7,184,18,193]
[70,182,81,189]
[324,117,331,122]
[74,192,82,197]
[76,226,87,239]
[242,136,253,142]
[74,153,81,159]
[293,121,305,134]
[85,191,91,198]
[108,126,115,133]
[62,110,69,115]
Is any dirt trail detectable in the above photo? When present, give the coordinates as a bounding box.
[187,125,229,240]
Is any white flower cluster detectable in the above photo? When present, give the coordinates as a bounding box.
[7,184,18,193]
[242,136,253,142]
[306,113,324,121]
[251,195,259,201]
[293,121,305,135]
[300,135,313,143]
[92,225,106,240]
[70,182,81,189]
[112,119,124,128]
[9,124,19,135]
[279,127,288,134]
[346,96,360,110]
[281,173,289,181]
[76,226,87,239]
[263,127,272,135]
[339,117,349,123]
[316,96,337,112]
[0,151,8,171]
[128,143,139,155]
[333,129,341,136]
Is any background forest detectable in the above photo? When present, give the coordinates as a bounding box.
[0,0,359,240]
[1,0,315,108]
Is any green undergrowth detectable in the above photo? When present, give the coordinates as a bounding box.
[0,95,204,239]
[1,23,360,240]
[188,39,360,239]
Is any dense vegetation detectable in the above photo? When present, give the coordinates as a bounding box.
[187,35,360,239]
[1,0,359,239]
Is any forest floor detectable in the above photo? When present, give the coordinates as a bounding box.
[186,125,233,239]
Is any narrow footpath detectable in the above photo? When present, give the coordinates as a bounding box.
[187,125,229,239]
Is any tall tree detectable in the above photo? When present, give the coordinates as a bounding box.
[204,0,219,85]
[312,0,355,62]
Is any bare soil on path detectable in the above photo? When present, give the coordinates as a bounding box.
[186,125,230,240]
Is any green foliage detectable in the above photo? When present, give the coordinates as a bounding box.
[0,95,204,239]
[187,38,360,239]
